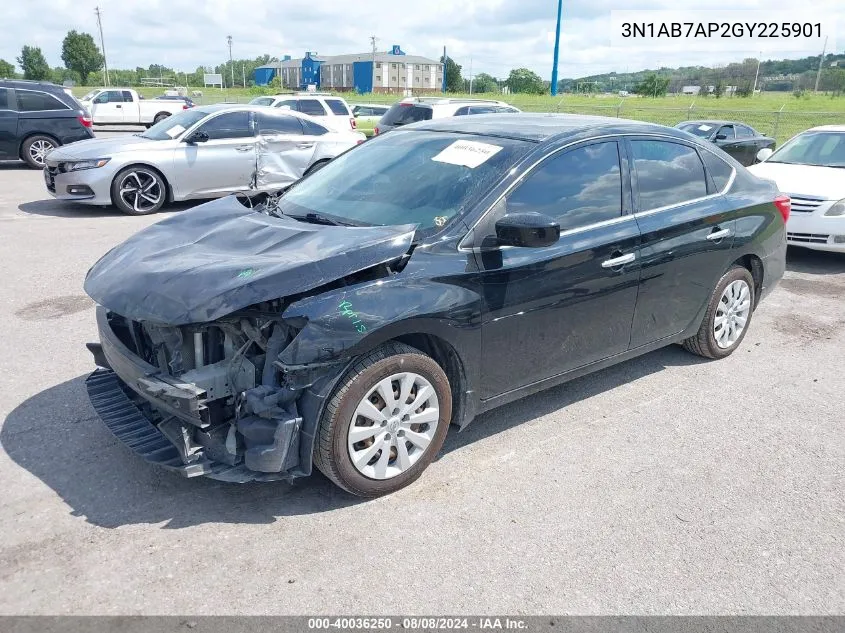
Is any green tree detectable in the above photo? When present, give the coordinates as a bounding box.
[634,73,670,97]
[506,68,545,94]
[713,80,724,98]
[61,31,104,85]
[472,72,498,94]
[0,59,15,78]
[17,45,50,80]
[439,56,463,92]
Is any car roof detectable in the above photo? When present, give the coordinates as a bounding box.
[805,125,845,133]
[678,120,746,127]
[0,79,67,93]
[352,103,389,108]
[406,112,663,142]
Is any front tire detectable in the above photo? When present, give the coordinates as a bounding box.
[110,166,167,215]
[682,266,755,359]
[314,342,452,497]
[21,135,57,169]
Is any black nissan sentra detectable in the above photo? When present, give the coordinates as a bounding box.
[84,114,788,497]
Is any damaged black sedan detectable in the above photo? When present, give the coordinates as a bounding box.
[84,114,787,497]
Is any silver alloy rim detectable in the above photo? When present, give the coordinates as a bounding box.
[119,170,163,213]
[714,279,751,349]
[347,372,440,480]
[29,139,54,165]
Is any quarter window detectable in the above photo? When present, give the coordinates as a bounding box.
[298,99,327,116]
[15,90,69,112]
[631,140,708,210]
[507,141,623,232]
[197,111,253,139]
[700,150,734,192]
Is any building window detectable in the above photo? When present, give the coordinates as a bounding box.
[391,63,397,69]
[392,76,397,82]
[376,62,381,69]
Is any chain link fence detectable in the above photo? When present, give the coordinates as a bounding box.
[515,101,844,145]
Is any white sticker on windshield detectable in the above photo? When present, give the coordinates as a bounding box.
[432,140,503,168]
[697,124,713,132]
[166,124,186,138]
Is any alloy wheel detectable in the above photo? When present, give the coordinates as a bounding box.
[347,372,440,480]
[714,279,751,349]
[118,170,163,213]
[28,139,55,166]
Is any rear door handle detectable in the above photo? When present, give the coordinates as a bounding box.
[297,142,315,149]
[707,228,732,241]
[234,145,253,152]
[601,252,636,269]
[115,105,121,108]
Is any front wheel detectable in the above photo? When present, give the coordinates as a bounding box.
[110,167,167,215]
[314,342,452,497]
[682,266,755,359]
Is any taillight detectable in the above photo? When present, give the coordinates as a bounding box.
[77,115,92,128]
[350,117,356,129]
[183,104,189,110]
[374,126,379,135]
[774,194,791,224]
[356,139,365,145]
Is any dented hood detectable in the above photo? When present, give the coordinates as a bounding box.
[84,196,416,325]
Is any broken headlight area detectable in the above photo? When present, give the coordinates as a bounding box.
[88,305,329,481]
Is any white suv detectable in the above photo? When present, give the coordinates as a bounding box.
[374,97,520,135]
[248,93,356,132]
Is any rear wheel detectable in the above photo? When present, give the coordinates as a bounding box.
[304,159,329,177]
[682,266,755,359]
[110,166,167,215]
[314,342,452,497]
[21,135,57,169]
[153,112,170,124]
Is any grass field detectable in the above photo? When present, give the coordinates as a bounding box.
[73,86,845,144]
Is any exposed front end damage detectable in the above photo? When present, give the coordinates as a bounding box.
[87,304,347,482]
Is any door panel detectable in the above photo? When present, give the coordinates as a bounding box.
[90,91,124,123]
[627,138,737,347]
[0,88,17,157]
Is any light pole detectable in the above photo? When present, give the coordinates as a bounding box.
[814,35,828,92]
[227,35,234,88]
[550,0,563,96]
[752,53,762,94]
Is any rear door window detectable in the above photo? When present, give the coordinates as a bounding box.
[325,99,350,115]
[197,111,253,139]
[255,111,302,135]
[735,125,754,138]
[630,140,708,210]
[298,99,328,116]
[300,119,328,136]
[506,141,623,232]
[15,90,69,112]
[121,90,134,102]
[381,103,433,126]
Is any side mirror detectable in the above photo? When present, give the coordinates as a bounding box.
[186,131,209,144]
[756,148,774,162]
[495,212,560,248]
[715,133,728,141]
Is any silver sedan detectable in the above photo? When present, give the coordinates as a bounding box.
[43,104,366,215]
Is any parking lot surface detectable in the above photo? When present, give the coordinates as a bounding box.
[0,136,843,614]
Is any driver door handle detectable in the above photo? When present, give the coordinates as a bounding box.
[707,227,732,241]
[601,252,636,268]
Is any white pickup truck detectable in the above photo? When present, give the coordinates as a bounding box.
[78,88,188,126]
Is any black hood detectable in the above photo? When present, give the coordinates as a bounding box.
[84,197,416,325]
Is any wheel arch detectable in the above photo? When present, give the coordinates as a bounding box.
[153,111,172,122]
[732,254,764,308]
[18,132,61,160]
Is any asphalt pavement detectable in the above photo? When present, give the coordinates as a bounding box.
[0,141,843,615]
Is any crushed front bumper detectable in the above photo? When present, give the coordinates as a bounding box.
[86,369,287,482]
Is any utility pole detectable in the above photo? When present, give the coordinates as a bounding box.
[242,64,246,88]
[814,35,828,92]
[469,57,473,94]
[94,6,109,86]
[442,46,447,93]
[370,35,378,94]
[227,35,234,89]
[752,53,762,94]
[550,0,563,96]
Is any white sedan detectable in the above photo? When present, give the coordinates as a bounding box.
[749,125,845,253]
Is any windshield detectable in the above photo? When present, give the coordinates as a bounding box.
[80,90,101,102]
[767,131,845,167]
[249,97,275,106]
[678,123,716,138]
[140,109,210,140]
[380,103,433,127]
[276,130,533,237]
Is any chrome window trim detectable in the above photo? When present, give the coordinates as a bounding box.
[458,131,723,252]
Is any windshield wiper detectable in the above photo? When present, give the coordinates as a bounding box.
[286,212,356,227]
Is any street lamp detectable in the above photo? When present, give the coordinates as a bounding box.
[227,35,234,88]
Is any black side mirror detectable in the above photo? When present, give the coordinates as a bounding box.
[186,131,209,144]
[715,133,728,141]
[495,212,560,248]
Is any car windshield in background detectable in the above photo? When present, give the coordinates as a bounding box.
[249,97,276,106]
[277,130,533,235]
[381,103,433,126]
[140,109,210,140]
[767,131,845,167]
[678,123,715,138]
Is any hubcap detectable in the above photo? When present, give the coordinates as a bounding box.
[119,170,163,213]
[347,372,440,480]
[29,140,54,165]
[714,279,751,349]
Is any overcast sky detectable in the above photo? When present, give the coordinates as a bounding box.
[2,0,842,80]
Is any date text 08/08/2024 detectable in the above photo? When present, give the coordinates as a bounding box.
[307,618,528,630]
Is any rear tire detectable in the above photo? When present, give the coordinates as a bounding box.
[153,113,170,124]
[314,342,452,497]
[682,266,755,359]
[21,135,58,169]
